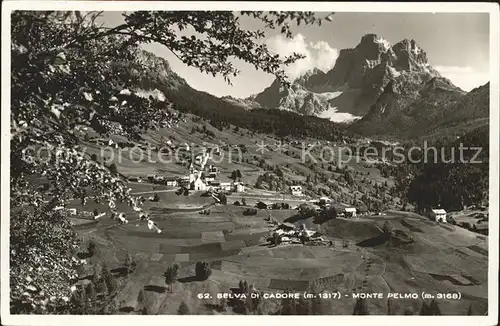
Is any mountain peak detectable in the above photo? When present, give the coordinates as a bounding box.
[359,34,392,51]
[391,38,429,71]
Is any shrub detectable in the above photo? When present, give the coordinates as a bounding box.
[195,261,212,280]
[218,192,227,205]
[353,298,369,315]
[178,301,189,315]
[164,264,179,292]
[88,240,97,256]
[256,202,267,209]
[298,204,317,218]
[137,289,145,311]
[234,201,241,206]
[109,163,118,175]
[86,282,97,301]
[124,252,135,275]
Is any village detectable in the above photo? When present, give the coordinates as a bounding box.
[80,132,488,237]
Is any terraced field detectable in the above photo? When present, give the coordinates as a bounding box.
[76,199,488,315]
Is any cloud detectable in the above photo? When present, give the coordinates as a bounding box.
[265,33,339,80]
[434,65,489,92]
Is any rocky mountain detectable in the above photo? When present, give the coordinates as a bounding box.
[350,79,489,138]
[252,34,444,121]
[127,45,488,140]
[251,33,489,138]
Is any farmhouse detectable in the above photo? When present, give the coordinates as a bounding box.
[319,196,332,205]
[290,185,303,196]
[345,207,357,218]
[165,177,178,187]
[234,182,245,193]
[128,176,142,183]
[332,203,356,218]
[430,208,447,223]
[256,201,268,209]
[204,172,216,182]
[220,182,232,192]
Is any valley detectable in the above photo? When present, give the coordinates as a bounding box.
[8,9,493,319]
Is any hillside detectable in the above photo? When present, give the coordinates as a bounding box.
[250,34,490,139]
[124,50,347,142]
[349,79,489,138]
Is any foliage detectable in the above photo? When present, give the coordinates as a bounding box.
[407,127,489,212]
[353,298,369,315]
[108,163,118,175]
[298,203,318,218]
[195,261,212,280]
[124,252,136,275]
[164,264,179,291]
[10,209,80,314]
[88,240,97,256]
[178,301,190,315]
[10,9,332,314]
[136,289,145,312]
[218,192,227,205]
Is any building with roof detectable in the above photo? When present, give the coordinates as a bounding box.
[290,185,303,196]
[190,178,207,191]
[331,203,357,218]
[165,177,178,187]
[234,182,245,193]
[430,208,447,223]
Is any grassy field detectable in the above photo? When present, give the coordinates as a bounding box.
[75,199,488,315]
[68,113,487,315]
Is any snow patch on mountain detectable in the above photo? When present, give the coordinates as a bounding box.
[318,105,362,123]
[374,36,391,52]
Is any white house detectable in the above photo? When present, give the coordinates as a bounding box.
[430,208,447,223]
[234,182,245,193]
[220,182,232,191]
[345,207,357,218]
[165,177,178,187]
[191,178,207,191]
[319,196,331,205]
[290,185,303,196]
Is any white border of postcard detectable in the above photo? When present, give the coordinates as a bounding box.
[1,2,499,326]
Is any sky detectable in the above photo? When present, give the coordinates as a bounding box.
[103,12,490,98]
